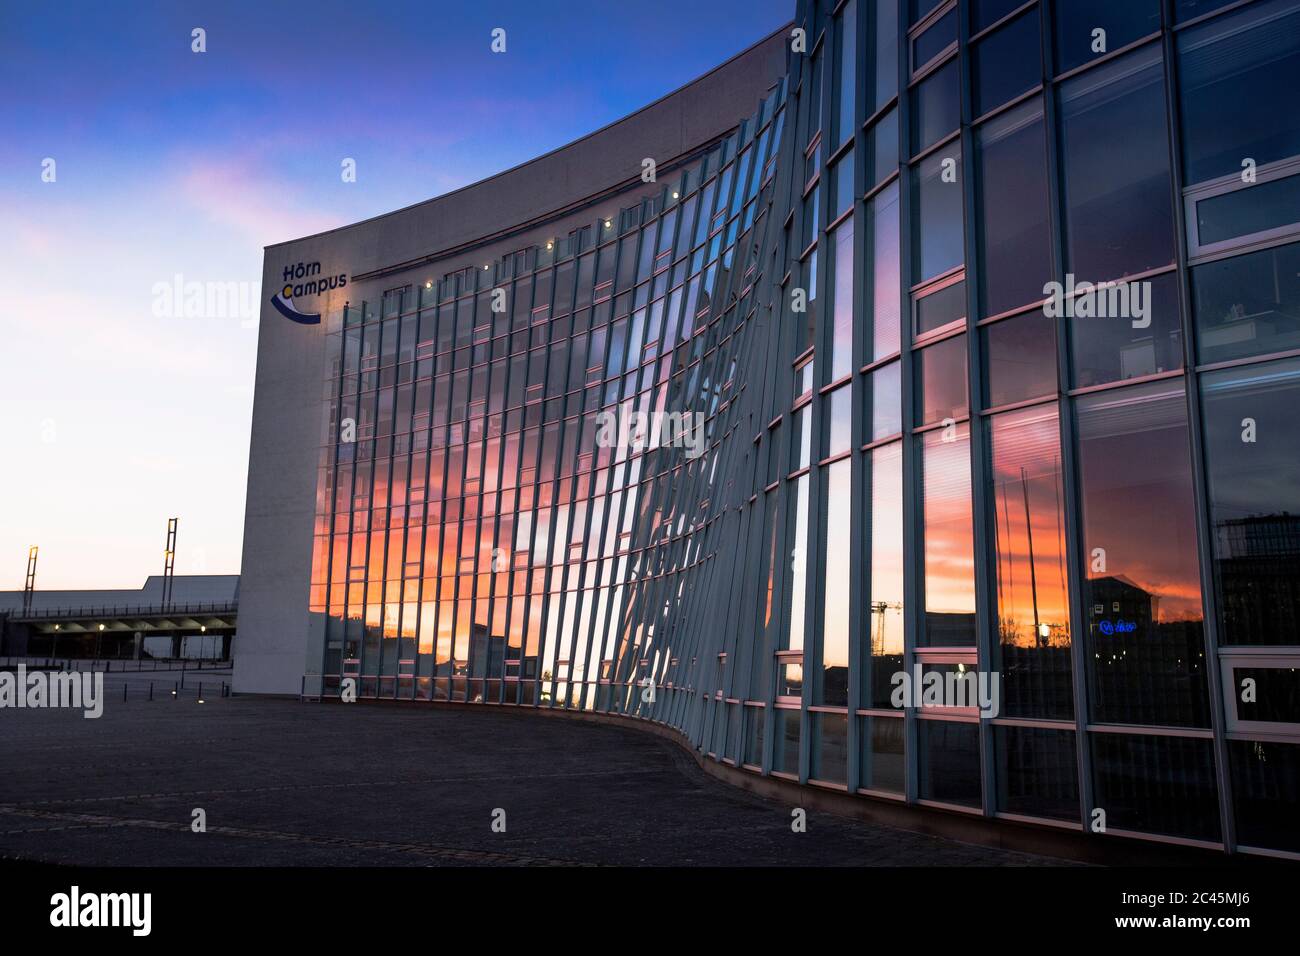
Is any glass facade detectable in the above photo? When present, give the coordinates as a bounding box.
[296,0,1300,859]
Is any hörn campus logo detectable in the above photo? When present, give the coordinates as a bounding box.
[271,260,347,324]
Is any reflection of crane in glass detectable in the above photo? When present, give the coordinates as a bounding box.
[870,601,903,656]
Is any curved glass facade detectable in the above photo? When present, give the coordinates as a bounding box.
[285,0,1300,859]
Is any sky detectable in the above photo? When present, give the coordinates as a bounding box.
[0,0,790,591]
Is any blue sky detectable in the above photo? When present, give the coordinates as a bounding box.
[0,0,790,589]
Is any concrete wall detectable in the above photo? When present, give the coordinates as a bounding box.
[234,27,789,695]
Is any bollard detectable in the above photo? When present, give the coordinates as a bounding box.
[149,681,153,701]
[123,682,127,702]
[173,681,178,699]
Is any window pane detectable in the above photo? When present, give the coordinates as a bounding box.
[787,475,810,651]
[1053,0,1161,75]
[974,0,1026,33]
[870,361,903,441]
[830,149,855,220]
[916,333,969,425]
[1200,356,1300,645]
[914,7,956,73]
[1174,0,1238,22]
[973,9,1041,116]
[909,0,944,26]
[911,58,960,155]
[861,715,906,793]
[1071,271,1183,388]
[813,712,849,783]
[828,219,855,382]
[1091,733,1220,841]
[1058,46,1174,283]
[983,310,1057,408]
[868,180,902,360]
[835,0,857,145]
[773,708,801,775]
[995,725,1080,821]
[918,719,982,806]
[866,441,905,707]
[825,384,853,458]
[912,145,964,283]
[820,462,853,707]
[988,405,1073,719]
[867,107,899,188]
[1191,241,1300,365]
[922,423,976,646]
[1229,738,1300,852]
[872,0,900,111]
[1195,172,1300,247]
[1178,0,1300,185]
[915,278,966,337]
[976,99,1052,317]
[1075,381,1210,727]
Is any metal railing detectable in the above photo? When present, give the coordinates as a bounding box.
[0,656,232,672]
[8,601,237,622]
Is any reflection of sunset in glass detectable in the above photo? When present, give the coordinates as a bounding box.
[990,406,1071,649]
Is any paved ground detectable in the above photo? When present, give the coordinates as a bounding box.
[0,694,1074,866]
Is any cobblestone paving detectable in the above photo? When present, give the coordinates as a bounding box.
[0,696,1077,866]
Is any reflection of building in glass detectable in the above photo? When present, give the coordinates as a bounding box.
[236,0,1300,858]
[1215,514,1300,643]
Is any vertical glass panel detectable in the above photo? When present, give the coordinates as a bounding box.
[861,716,906,793]
[1058,46,1174,284]
[1075,381,1210,727]
[915,333,968,425]
[1191,241,1300,365]
[744,707,766,766]
[787,475,811,652]
[918,719,982,806]
[973,0,1027,33]
[973,9,1041,116]
[873,0,900,112]
[921,423,977,646]
[1229,738,1300,852]
[830,149,855,220]
[829,219,855,382]
[1053,0,1160,75]
[836,0,858,145]
[773,708,802,775]
[914,7,957,73]
[1178,0,1300,186]
[867,442,905,707]
[870,361,903,441]
[983,310,1057,408]
[1091,733,1221,841]
[909,0,944,26]
[1071,271,1183,388]
[976,99,1052,317]
[995,725,1080,821]
[910,58,960,155]
[912,145,964,284]
[1200,356,1300,645]
[813,712,850,783]
[821,461,853,708]
[825,385,853,457]
[915,278,966,337]
[868,107,899,189]
[988,405,1073,719]
[869,180,903,360]
[1174,0,1242,22]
